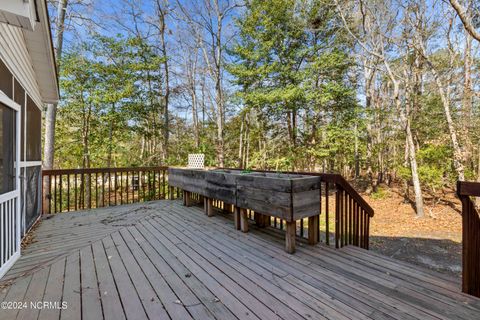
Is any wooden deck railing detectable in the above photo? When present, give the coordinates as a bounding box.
[42,166,373,250]
[42,167,177,214]
[219,168,374,250]
[457,181,480,298]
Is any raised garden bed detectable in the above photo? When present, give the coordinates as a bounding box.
[168,168,321,221]
[168,167,323,253]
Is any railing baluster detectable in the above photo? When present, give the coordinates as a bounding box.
[48,174,52,214]
[59,174,62,212]
[114,171,117,206]
[108,171,111,207]
[366,215,370,250]
[360,208,364,248]
[300,218,304,238]
[74,174,78,211]
[353,202,358,246]
[148,170,151,201]
[120,171,123,205]
[53,175,57,213]
[345,192,349,245]
[126,171,129,204]
[335,186,339,248]
[82,172,85,210]
[162,172,166,199]
[95,172,98,208]
[67,174,70,212]
[135,171,138,203]
[349,195,353,245]
[318,181,322,243]
[325,182,329,246]
[152,170,156,200]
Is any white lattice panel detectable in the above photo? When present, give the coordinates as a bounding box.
[188,154,205,168]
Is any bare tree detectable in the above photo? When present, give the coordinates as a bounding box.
[449,0,480,42]
[406,1,465,181]
[155,0,171,161]
[175,0,239,167]
[335,0,425,217]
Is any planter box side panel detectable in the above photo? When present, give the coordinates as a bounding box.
[168,169,207,196]
[236,185,292,221]
[167,169,185,189]
[292,189,321,220]
[291,177,322,192]
[205,172,237,204]
[236,175,292,193]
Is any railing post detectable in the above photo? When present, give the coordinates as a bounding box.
[457,180,480,298]
[335,186,340,248]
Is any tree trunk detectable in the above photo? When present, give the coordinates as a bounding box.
[215,71,225,166]
[405,115,424,217]
[391,63,424,217]
[463,31,473,169]
[156,1,170,162]
[364,63,376,193]
[43,0,69,171]
[401,74,424,218]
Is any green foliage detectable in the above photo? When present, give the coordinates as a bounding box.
[56,34,172,168]
[229,0,359,171]
[397,145,453,192]
[417,145,452,191]
[371,187,389,200]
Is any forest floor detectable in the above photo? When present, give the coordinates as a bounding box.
[359,183,463,279]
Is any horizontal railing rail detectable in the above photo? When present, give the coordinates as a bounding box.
[42,166,179,214]
[457,181,480,298]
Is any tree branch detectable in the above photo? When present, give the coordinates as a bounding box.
[449,0,480,41]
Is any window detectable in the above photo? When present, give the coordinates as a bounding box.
[0,103,16,194]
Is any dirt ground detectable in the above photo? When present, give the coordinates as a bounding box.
[361,184,463,280]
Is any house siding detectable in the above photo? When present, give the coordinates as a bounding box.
[0,23,43,109]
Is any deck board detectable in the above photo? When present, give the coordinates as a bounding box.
[91,239,125,320]
[1,200,479,320]
[162,206,424,320]
[38,258,66,320]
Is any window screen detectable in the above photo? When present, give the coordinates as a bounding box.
[0,103,16,194]
[0,60,12,98]
[25,166,41,231]
[26,96,41,161]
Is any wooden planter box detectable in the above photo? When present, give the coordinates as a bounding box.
[236,172,321,222]
[169,168,322,221]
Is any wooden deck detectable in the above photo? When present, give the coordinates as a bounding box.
[1,200,480,320]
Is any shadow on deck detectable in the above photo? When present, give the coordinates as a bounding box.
[1,200,479,320]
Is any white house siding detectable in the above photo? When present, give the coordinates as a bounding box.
[0,22,44,236]
[0,23,43,109]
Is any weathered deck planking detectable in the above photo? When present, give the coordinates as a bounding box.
[0,200,479,320]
